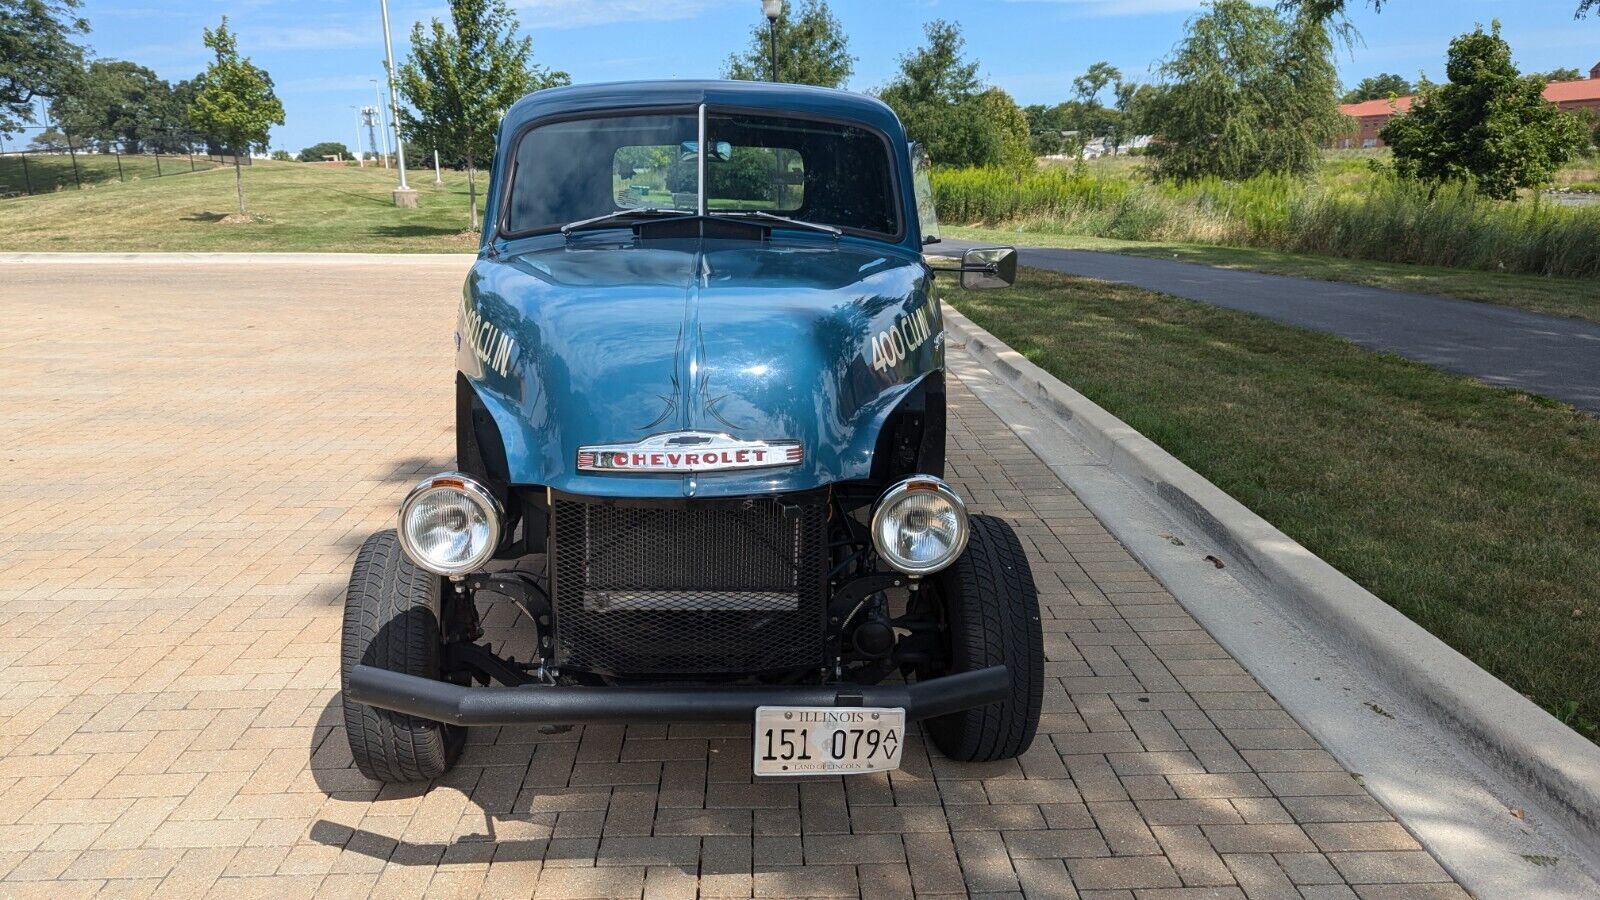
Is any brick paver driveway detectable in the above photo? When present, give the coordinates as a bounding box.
[0,259,1465,899]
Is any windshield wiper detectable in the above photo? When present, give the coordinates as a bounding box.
[559,208,684,235]
[712,211,842,238]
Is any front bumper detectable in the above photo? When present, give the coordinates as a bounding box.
[346,664,1010,727]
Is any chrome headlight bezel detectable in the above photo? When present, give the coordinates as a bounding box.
[396,472,503,577]
[870,475,970,576]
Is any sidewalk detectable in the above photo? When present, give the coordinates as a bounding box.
[0,259,1467,897]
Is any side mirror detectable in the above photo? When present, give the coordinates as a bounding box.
[960,247,1018,290]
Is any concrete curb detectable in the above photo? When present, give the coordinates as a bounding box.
[942,302,1600,855]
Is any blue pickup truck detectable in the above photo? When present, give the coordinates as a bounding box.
[340,80,1041,784]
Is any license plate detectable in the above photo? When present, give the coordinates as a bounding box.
[753,706,905,776]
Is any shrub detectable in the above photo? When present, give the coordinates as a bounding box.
[931,164,1600,280]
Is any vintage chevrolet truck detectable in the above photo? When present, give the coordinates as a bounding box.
[341,80,1041,783]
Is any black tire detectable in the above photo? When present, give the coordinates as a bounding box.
[340,530,464,783]
[923,514,1044,762]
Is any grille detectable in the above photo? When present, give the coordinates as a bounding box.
[550,494,829,676]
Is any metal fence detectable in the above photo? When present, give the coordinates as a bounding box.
[0,127,249,199]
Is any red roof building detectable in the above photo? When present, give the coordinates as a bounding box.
[1336,61,1600,148]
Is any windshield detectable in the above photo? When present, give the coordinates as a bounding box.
[503,109,900,238]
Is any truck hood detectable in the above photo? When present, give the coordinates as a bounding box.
[461,234,940,498]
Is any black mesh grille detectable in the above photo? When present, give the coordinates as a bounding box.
[550,495,828,676]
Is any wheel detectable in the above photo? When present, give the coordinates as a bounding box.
[340,530,464,783]
[922,514,1044,762]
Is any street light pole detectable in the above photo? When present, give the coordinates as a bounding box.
[379,0,415,207]
[762,0,782,82]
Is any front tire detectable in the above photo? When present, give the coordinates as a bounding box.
[340,530,464,783]
[923,514,1044,762]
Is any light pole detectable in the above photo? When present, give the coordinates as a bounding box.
[379,0,415,207]
[762,0,782,82]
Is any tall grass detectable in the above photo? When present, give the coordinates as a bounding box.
[933,165,1600,280]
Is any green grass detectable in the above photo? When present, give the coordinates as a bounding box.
[0,160,480,252]
[933,161,1600,282]
[946,225,1600,325]
[0,152,228,197]
[952,268,1600,742]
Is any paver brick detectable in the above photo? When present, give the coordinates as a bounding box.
[1327,851,1453,884]
[0,262,1462,898]
[1221,853,1300,899]
[1305,822,1421,853]
[1066,855,1182,890]
[1150,825,1234,887]
[1201,824,1316,854]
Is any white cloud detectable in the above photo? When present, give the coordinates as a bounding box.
[511,0,739,29]
[244,25,380,51]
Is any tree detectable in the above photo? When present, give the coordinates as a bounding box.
[964,88,1033,170]
[299,141,352,162]
[1286,0,1597,21]
[163,78,207,152]
[397,0,569,231]
[1025,103,1068,155]
[724,0,854,88]
[187,18,284,216]
[1145,1,1342,182]
[0,0,88,133]
[1341,72,1412,103]
[879,21,1029,170]
[879,20,979,111]
[1073,62,1121,108]
[1115,81,1161,139]
[1060,62,1125,154]
[1530,67,1582,83]
[1380,22,1591,199]
[26,126,66,150]
[50,61,181,153]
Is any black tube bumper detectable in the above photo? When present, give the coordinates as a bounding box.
[346,664,1011,727]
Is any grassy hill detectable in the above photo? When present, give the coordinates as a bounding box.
[0,151,236,197]
[0,160,479,253]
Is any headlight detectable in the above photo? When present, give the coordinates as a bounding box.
[397,472,502,576]
[870,476,969,575]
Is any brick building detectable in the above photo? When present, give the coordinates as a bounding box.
[1336,61,1600,148]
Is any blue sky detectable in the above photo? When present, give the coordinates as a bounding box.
[74,0,1600,153]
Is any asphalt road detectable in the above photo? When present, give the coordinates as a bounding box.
[943,241,1600,414]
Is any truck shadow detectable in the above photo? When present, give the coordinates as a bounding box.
[375,456,454,485]
[302,592,949,881]
[318,456,457,570]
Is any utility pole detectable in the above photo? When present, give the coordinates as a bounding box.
[370,80,390,168]
[433,150,444,187]
[362,106,382,168]
[352,106,365,166]
[379,0,416,207]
